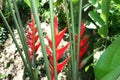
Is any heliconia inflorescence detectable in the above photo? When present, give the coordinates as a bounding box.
[46,16,70,80]
[26,13,89,79]
[26,13,40,61]
[75,22,89,68]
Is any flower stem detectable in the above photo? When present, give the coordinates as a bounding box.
[49,0,58,80]
[12,0,34,74]
[77,0,83,79]
[29,0,51,80]
[70,0,77,80]
[6,0,33,79]
[0,10,33,80]
[63,0,72,79]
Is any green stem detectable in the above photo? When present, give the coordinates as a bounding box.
[6,0,33,79]
[77,0,83,80]
[12,0,33,77]
[0,10,25,66]
[29,0,51,80]
[0,10,23,63]
[0,10,32,80]
[63,0,72,79]
[49,0,58,80]
[70,0,77,80]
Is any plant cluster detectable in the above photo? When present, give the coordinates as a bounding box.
[1,0,120,80]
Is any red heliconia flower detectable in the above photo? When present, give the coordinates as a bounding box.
[49,57,70,80]
[26,13,40,61]
[75,22,89,68]
[46,17,67,49]
[46,16,70,80]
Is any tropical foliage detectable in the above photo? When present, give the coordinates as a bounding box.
[1,0,120,80]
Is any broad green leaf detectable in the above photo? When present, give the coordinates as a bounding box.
[98,25,108,38]
[101,0,110,22]
[101,66,120,80]
[95,36,120,80]
[25,0,39,9]
[88,11,105,27]
[89,11,108,37]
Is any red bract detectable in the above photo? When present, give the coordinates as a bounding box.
[75,22,89,68]
[26,13,40,61]
[46,16,70,80]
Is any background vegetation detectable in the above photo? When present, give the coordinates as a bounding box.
[1,0,120,80]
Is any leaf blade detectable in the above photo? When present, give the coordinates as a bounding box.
[95,36,120,80]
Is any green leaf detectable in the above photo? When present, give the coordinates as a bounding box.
[25,0,39,9]
[24,0,31,8]
[98,0,110,37]
[86,21,97,29]
[0,74,7,79]
[54,0,63,7]
[33,67,39,80]
[89,11,108,37]
[88,11,105,27]
[98,25,108,38]
[88,0,97,5]
[101,66,120,80]
[113,0,120,4]
[101,0,110,22]
[117,76,120,80]
[113,0,120,8]
[72,0,78,4]
[95,36,120,80]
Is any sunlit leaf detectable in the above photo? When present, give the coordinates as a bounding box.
[89,11,105,27]
[89,0,97,5]
[89,11,108,37]
[101,0,110,22]
[25,0,40,9]
[95,36,120,80]
[98,25,108,38]
[86,22,97,29]
[101,66,120,80]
